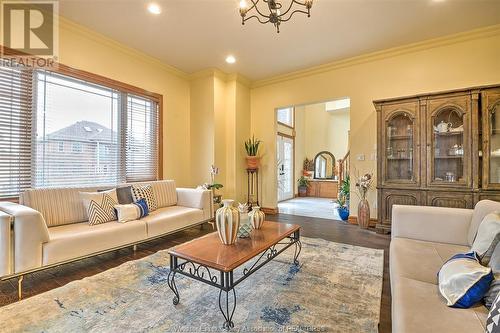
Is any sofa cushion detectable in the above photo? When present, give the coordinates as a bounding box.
[390,237,469,285]
[43,220,147,266]
[20,186,101,227]
[469,200,500,246]
[142,206,204,238]
[150,180,177,208]
[393,276,487,333]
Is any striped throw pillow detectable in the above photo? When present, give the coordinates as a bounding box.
[80,189,118,225]
[114,198,149,223]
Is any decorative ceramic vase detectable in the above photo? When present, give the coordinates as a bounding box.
[249,206,265,229]
[237,213,252,238]
[337,207,349,221]
[215,200,240,245]
[358,199,370,229]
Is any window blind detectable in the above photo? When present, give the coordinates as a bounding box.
[124,95,159,182]
[0,67,160,199]
[0,67,33,198]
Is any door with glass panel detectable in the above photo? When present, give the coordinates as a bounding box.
[380,100,420,187]
[426,95,471,188]
[482,88,500,190]
[277,134,294,202]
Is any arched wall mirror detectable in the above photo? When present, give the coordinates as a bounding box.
[314,151,336,179]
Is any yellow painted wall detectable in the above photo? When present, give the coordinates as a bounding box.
[58,19,192,186]
[251,30,500,216]
[190,74,215,186]
[300,103,350,162]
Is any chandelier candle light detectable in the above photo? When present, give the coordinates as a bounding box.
[239,0,313,33]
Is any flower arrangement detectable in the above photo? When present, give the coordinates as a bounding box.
[354,171,374,200]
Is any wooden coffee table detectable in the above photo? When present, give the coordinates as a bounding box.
[167,221,301,330]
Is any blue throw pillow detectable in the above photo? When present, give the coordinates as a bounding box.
[438,252,493,308]
[134,198,149,218]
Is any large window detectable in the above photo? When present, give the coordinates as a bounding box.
[0,67,160,199]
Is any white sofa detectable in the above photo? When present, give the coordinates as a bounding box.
[0,180,212,284]
[390,200,500,333]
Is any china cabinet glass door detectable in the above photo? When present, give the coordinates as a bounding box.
[488,103,500,185]
[431,107,466,185]
[386,113,414,182]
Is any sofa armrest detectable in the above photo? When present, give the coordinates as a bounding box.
[391,205,473,246]
[0,202,50,275]
[0,211,12,277]
[176,188,212,221]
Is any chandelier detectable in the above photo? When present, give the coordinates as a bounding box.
[239,0,313,33]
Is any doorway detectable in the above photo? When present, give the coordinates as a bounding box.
[277,134,294,202]
[275,99,351,220]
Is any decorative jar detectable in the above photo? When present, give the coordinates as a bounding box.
[215,199,240,245]
[249,206,265,229]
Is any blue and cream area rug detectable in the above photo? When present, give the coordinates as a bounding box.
[0,237,384,332]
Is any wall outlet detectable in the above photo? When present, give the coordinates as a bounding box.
[357,154,365,161]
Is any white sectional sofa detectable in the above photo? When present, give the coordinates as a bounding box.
[390,200,500,333]
[0,180,212,294]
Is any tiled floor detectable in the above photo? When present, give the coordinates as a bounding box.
[278,197,342,220]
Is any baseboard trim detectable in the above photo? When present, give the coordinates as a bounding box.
[348,216,377,227]
[262,207,279,215]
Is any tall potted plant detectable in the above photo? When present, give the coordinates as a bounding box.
[245,135,261,169]
[335,175,350,221]
[297,176,310,197]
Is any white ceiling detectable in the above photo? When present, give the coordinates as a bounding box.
[59,0,500,80]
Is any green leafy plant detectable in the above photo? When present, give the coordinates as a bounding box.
[335,175,350,208]
[339,175,350,200]
[206,183,223,190]
[244,135,261,156]
[297,176,310,187]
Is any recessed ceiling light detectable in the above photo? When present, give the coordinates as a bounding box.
[225,55,236,64]
[147,3,162,15]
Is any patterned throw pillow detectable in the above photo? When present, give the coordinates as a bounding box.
[131,184,158,212]
[438,252,493,308]
[80,189,118,225]
[486,292,500,333]
[114,198,149,223]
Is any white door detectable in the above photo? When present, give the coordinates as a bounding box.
[277,135,294,202]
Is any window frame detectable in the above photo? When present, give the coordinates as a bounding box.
[276,106,295,129]
[0,50,163,200]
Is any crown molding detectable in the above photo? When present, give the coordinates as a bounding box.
[251,24,500,89]
[189,68,251,88]
[59,16,189,80]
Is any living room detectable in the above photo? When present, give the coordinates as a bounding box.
[0,1,500,332]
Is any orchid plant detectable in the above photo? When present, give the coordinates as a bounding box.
[354,171,374,201]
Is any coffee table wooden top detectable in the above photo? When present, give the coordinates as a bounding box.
[169,221,300,272]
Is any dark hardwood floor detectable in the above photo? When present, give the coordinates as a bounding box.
[0,214,391,332]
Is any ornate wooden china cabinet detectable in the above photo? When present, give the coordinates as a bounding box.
[375,85,500,233]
